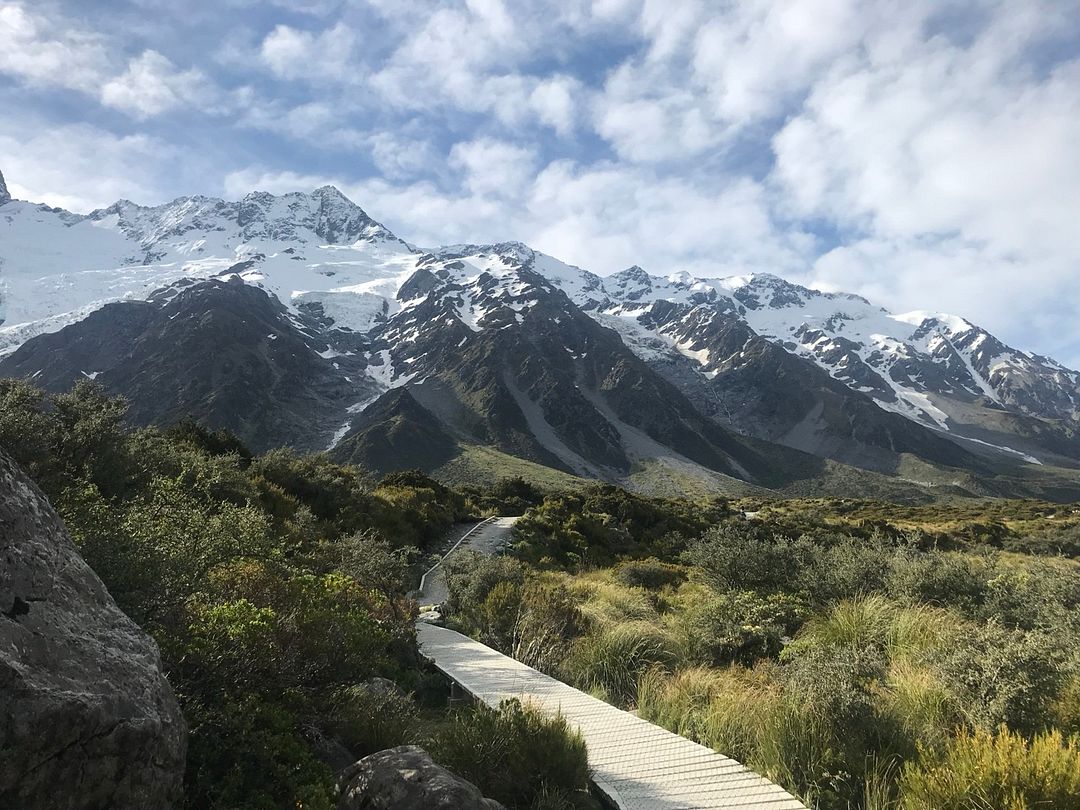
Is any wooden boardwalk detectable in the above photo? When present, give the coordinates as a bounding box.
[418,623,807,810]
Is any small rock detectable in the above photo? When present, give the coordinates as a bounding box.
[362,676,406,699]
[336,745,505,810]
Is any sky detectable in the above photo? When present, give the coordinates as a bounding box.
[1,0,1078,367]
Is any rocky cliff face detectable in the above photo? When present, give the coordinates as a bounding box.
[0,168,9,205]
[0,451,186,809]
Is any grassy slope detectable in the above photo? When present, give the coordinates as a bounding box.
[433,444,587,491]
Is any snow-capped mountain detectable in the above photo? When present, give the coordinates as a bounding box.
[2,172,1078,498]
[538,262,1079,427]
[532,263,1080,466]
[0,181,412,353]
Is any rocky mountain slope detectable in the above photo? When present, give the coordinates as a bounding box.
[1,170,1078,498]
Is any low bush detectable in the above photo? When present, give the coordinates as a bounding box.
[683,523,812,592]
[674,589,804,667]
[426,699,590,809]
[328,681,420,759]
[933,620,1066,735]
[898,726,1080,809]
[444,549,526,618]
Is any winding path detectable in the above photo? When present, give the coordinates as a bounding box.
[416,518,807,810]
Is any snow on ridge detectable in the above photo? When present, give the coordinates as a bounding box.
[894,310,974,334]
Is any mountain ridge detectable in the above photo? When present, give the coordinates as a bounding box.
[2,171,1078,500]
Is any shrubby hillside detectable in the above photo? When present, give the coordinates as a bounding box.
[0,379,590,810]
[446,487,1080,809]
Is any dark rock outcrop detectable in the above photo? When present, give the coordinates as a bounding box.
[332,388,460,473]
[0,168,9,205]
[0,278,361,452]
[336,745,505,810]
[0,451,186,809]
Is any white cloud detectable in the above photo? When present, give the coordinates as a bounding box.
[691,0,869,122]
[258,22,359,81]
[368,132,439,180]
[100,50,214,118]
[767,1,1080,360]
[449,137,538,197]
[529,75,581,137]
[240,100,368,149]
[0,119,188,211]
[0,2,109,92]
[0,3,228,119]
[592,61,718,163]
[368,2,591,135]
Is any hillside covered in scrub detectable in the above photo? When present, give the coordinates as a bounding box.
[0,379,591,810]
[4,377,1080,809]
[443,488,1080,809]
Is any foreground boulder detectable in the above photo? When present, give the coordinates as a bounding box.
[0,451,186,809]
[337,745,505,810]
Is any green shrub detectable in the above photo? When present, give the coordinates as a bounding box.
[445,550,525,612]
[683,523,812,592]
[427,699,589,810]
[513,485,727,567]
[443,549,526,638]
[934,620,1066,735]
[675,590,804,667]
[1052,674,1080,734]
[799,533,891,603]
[183,694,335,810]
[898,726,1080,809]
[886,548,988,609]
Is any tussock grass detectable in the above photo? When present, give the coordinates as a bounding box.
[568,575,659,627]
[880,659,957,756]
[788,597,957,662]
[792,595,897,651]
[563,621,675,707]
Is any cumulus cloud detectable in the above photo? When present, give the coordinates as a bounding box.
[258,22,359,81]
[0,118,189,211]
[765,1,1080,359]
[0,2,228,119]
[101,50,215,118]
[5,0,1080,365]
[449,137,538,197]
[0,2,109,92]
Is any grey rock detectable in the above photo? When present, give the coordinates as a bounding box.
[361,676,407,700]
[0,168,9,205]
[0,451,186,809]
[336,745,505,810]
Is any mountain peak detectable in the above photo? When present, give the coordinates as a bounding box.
[312,184,351,201]
[0,168,10,205]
